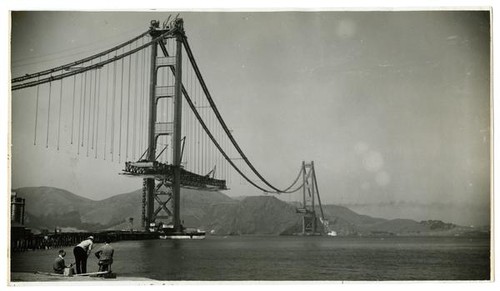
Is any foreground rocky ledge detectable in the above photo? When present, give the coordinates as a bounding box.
[10,272,156,283]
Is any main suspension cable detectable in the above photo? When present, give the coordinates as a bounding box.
[12,29,175,91]
[158,41,271,192]
[12,30,150,83]
[183,37,291,193]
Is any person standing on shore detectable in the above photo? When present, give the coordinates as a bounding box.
[73,236,94,274]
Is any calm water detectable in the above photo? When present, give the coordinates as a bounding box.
[11,236,490,281]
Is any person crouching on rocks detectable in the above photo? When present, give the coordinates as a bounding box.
[73,236,94,274]
[95,238,114,273]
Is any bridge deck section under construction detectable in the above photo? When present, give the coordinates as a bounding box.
[122,161,227,190]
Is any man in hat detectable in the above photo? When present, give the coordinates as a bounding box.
[73,236,94,274]
[95,237,114,273]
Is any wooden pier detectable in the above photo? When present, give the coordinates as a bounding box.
[11,230,157,252]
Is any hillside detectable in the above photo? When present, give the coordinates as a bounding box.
[201,196,302,235]
[14,187,97,231]
[12,187,481,236]
[14,187,236,232]
[82,190,143,227]
[15,187,94,216]
[320,205,431,235]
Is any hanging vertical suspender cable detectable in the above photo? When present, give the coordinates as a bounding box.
[104,59,110,160]
[126,46,132,160]
[77,72,85,154]
[111,61,117,161]
[46,81,52,148]
[86,69,94,157]
[81,71,87,148]
[70,75,76,144]
[57,75,63,150]
[95,62,101,159]
[133,42,139,159]
[118,54,124,162]
[33,78,40,145]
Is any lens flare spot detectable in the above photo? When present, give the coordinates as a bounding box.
[363,151,383,172]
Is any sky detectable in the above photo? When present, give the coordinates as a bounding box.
[9,10,491,226]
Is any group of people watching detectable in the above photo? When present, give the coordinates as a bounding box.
[53,236,114,275]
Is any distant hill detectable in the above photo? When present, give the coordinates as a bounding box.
[81,190,143,228]
[16,187,93,217]
[319,205,431,235]
[15,187,96,231]
[202,196,302,235]
[14,187,235,232]
[12,187,482,236]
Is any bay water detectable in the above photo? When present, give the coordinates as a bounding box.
[10,235,490,281]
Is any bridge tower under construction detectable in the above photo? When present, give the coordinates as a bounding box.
[296,161,327,235]
[11,16,330,237]
[122,19,227,233]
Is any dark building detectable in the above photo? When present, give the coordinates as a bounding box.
[11,191,25,226]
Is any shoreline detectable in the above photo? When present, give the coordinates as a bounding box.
[9,272,156,283]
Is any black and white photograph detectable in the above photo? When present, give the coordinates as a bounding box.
[5,5,493,285]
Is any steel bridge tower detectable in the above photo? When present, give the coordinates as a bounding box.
[120,18,226,233]
[296,161,327,235]
[144,19,185,233]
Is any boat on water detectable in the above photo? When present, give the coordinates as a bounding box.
[158,224,206,240]
[159,230,206,240]
[327,230,338,237]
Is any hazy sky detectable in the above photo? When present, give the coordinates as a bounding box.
[10,11,491,225]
